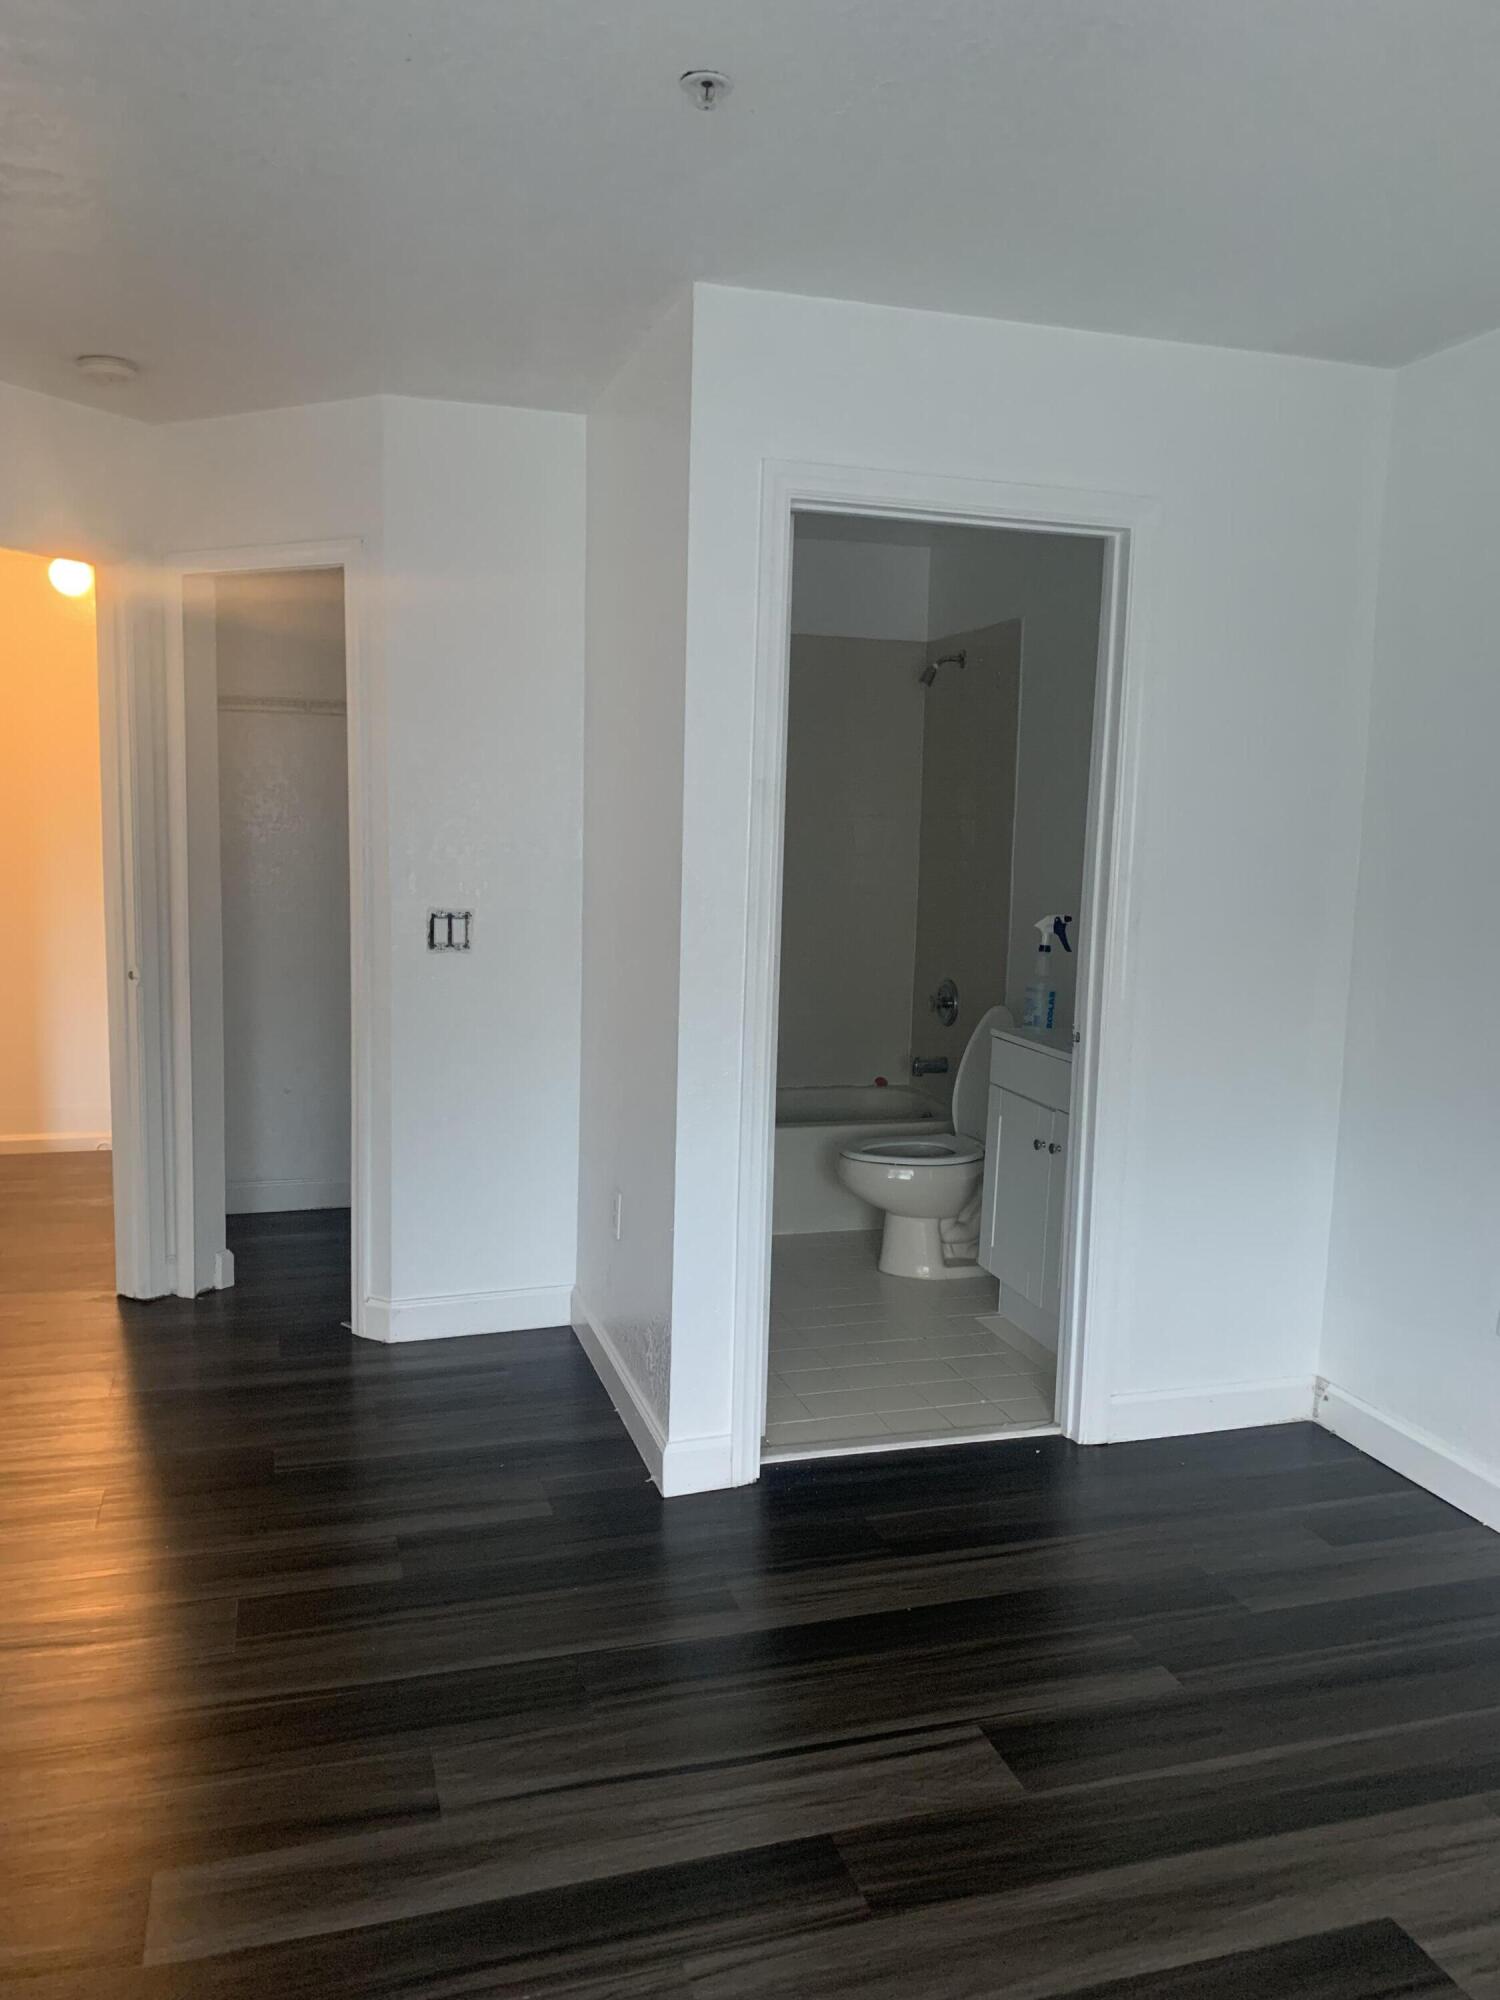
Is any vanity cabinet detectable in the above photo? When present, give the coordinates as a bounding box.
[979,1031,1073,1343]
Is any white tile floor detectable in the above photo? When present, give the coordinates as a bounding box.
[764,1230,1057,1459]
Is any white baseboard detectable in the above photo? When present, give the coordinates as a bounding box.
[570,1291,734,1498]
[1315,1379,1500,1535]
[213,1249,235,1291]
[359,1285,572,1344]
[660,1429,736,1496]
[227,1177,350,1213]
[1106,1375,1317,1442]
[0,1132,111,1154]
[571,1292,666,1488]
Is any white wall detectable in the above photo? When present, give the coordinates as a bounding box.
[1321,326,1500,1524]
[777,634,927,1090]
[379,398,585,1325]
[575,298,694,1427]
[158,393,586,1333]
[927,530,1105,1037]
[0,382,153,563]
[158,397,391,1294]
[667,284,1390,1473]
[790,535,931,639]
[0,386,587,1325]
[217,568,350,1212]
[157,396,385,549]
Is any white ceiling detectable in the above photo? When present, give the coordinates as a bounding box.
[4,0,1500,422]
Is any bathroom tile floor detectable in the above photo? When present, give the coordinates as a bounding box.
[764,1230,1057,1459]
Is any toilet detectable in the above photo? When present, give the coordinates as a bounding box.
[837,1004,1014,1280]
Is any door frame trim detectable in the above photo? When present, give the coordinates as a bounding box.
[730,460,1158,1482]
[158,538,370,1327]
[96,561,174,1297]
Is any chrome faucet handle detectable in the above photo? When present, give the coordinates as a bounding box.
[929,978,959,1026]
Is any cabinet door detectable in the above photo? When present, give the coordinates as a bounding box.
[1040,1110,1071,1317]
[990,1089,1052,1305]
[979,1084,1007,1278]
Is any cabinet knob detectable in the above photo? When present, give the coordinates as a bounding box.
[1048,1141,1063,1155]
[1032,1137,1046,1151]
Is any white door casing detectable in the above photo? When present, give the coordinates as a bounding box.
[731,460,1156,1480]
[128,539,372,1327]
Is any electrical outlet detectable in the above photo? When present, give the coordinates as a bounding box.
[611,1191,623,1241]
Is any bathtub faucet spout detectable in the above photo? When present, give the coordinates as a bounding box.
[911,1055,950,1078]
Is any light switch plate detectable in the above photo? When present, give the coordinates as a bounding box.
[427,909,472,951]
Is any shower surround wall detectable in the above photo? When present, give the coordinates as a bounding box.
[777,634,926,1090]
[909,619,1022,1111]
[927,531,1106,1034]
[778,523,1100,1112]
[775,611,1022,1113]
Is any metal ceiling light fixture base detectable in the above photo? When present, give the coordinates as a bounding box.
[75,354,140,386]
[680,69,731,110]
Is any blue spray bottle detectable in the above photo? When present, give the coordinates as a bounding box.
[1021,914,1073,1032]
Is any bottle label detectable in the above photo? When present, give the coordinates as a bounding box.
[1023,986,1056,1032]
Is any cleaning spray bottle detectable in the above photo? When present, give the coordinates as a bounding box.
[1022,914,1073,1032]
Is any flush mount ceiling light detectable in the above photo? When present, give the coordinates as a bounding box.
[48,558,94,598]
[679,69,731,110]
[74,353,140,386]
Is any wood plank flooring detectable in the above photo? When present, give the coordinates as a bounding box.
[3,1152,1500,1995]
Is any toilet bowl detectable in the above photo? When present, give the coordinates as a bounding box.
[836,1004,1013,1280]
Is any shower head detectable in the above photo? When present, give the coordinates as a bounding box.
[918,648,966,688]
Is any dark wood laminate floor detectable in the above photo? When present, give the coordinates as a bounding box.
[3,1155,1500,1997]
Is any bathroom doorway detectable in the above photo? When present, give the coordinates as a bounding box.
[758,505,1120,1462]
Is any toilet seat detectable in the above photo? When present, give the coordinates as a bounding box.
[839,1134,984,1168]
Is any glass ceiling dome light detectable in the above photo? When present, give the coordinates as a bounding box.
[48,558,94,598]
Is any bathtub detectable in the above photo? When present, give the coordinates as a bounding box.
[773,1084,946,1235]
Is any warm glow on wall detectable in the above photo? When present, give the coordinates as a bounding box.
[1,544,110,1150]
[48,558,94,599]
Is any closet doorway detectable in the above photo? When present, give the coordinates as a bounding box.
[164,543,367,1327]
